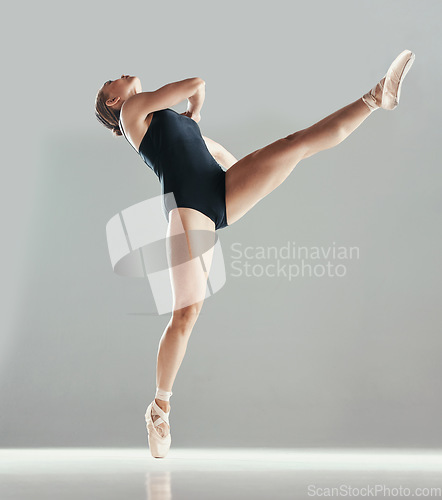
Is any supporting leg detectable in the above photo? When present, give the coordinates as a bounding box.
[155,306,200,399]
[149,208,215,438]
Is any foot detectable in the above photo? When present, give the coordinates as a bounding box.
[381,49,415,110]
[151,398,170,438]
[145,400,172,458]
[362,49,415,111]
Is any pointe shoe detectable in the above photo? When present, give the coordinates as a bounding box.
[362,49,415,111]
[382,49,415,110]
[145,400,171,458]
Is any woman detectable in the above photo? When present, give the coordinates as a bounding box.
[94,49,415,458]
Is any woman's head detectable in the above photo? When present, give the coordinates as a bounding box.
[95,75,142,137]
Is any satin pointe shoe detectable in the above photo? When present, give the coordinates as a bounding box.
[362,49,415,111]
[145,400,171,458]
[381,49,415,110]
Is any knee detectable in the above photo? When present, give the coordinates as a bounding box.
[284,130,303,142]
[283,130,308,159]
[171,303,201,332]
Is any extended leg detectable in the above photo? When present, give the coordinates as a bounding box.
[225,97,373,225]
[225,49,415,226]
[297,97,372,160]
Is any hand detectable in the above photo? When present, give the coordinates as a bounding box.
[180,110,201,123]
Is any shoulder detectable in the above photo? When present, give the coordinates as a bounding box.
[120,94,143,126]
[120,100,153,152]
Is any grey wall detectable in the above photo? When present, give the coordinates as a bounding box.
[1,0,441,448]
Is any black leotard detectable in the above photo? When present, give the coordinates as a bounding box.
[120,108,228,231]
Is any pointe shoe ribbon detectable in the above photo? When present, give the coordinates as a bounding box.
[362,76,386,111]
[150,400,170,429]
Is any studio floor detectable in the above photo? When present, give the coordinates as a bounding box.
[1,448,442,499]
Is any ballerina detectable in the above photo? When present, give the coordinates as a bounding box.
[95,49,415,458]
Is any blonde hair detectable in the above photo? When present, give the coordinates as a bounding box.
[94,86,122,137]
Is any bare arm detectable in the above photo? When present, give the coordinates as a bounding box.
[122,77,205,122]
[202,135,238,170]
[186,82,205,119]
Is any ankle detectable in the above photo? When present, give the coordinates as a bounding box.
[155,398,170,412]
[361,94,379,113]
